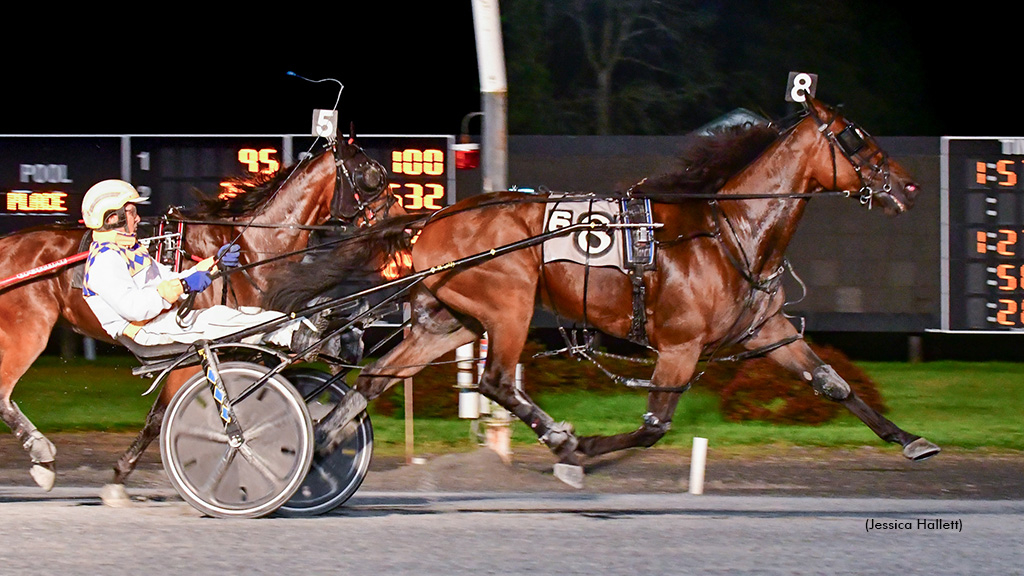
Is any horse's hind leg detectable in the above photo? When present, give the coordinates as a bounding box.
[101,369,194,506]
[753,315,940,460]
[575,343,701,459]
[0,321,59,490]
[314,288,479,455]
[474,318,591,487]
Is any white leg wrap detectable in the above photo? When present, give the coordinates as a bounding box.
[25,430,57,491]
[1,402,57,491]
[25,429,56,464]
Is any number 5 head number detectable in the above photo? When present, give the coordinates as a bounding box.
[313,109,338,139]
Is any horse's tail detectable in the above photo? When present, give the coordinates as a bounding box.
[264,213,424,313]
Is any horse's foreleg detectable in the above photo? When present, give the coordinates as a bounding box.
[0,399,57,490]
[0,320,59,490]
[102,369,194,506]
[753,316,940,460]
[575,343,700,459]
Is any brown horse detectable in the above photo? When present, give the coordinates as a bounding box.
[272,97,937,488]
[0,137,397,496]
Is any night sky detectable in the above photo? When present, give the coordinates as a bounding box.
[2,4,1021,138]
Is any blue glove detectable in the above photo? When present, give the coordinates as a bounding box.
[217,243,241,268]
[182,270,212,293]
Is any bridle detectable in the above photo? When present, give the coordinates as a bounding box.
[805,101,894,210]
[332,139,394,224]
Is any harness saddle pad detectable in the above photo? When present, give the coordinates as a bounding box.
[542,198,625,270]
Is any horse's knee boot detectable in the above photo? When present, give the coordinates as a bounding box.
[809,364,850,401]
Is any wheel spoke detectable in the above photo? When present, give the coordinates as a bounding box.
[237,442,282,483]
[308,459,342,492]
[198,446,238,495]
[239,409,299,443]
[176,425,230,444]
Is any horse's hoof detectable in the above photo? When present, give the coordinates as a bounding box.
[553,463,584,489]
[903,437,941,461]
[30,462,55,492]
[100,484,132,508]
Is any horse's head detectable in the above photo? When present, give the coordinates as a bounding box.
[331,127,392,223]
[803,97,920,215]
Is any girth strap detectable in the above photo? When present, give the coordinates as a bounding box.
[622,197,656,346]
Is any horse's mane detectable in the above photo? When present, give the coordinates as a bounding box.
[264,213,424,313]
[636,122,780,196]
[183,156,315,219]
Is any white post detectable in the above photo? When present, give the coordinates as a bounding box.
[471,0,508,193]
[456,343,479,419]
[689,437,709,495]
[485,362,517,464]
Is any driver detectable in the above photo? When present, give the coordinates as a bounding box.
[80,179,300,348]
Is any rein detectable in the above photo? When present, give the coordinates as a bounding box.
[158,217,351,232]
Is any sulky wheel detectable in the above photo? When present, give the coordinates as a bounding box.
[160,361,314,519]
[276,368,374,517]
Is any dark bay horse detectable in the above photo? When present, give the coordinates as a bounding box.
[0,138,397,496]
[271,97,936,487]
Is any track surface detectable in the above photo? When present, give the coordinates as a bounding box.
[0,432,1020,499]
[0,434,1020,576]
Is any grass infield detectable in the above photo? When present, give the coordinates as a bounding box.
[10,356,1024,455]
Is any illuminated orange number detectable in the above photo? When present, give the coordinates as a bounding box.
[423,149,444,175]
[997,160,1017,187]
[396,183,445,210]
[997,299,1017,326]
[392,149,444,176]
[239,149,260,172]
[997,264,1018,290]
[238,148,279,174]
[258,149,280,173]
[392,149,422,175]
[423,184,445,209]
[976,161,988,185]
[403,184,424,209]
[976,230,988,254]
[997,229,1017,256]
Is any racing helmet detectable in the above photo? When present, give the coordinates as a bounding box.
[82,179,148,229]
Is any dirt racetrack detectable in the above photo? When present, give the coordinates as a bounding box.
[0,432,1021,499]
